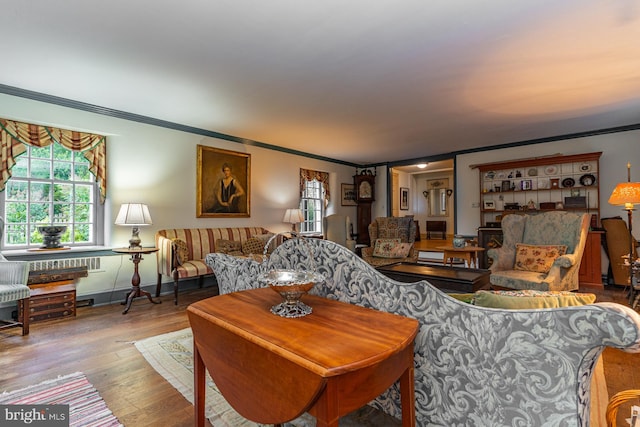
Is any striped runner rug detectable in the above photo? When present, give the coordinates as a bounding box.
[0,372,122,427]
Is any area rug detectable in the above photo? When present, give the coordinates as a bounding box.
[0,372,123,427]
[135,328,400,427]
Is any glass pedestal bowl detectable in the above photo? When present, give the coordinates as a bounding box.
[257,269,325,318]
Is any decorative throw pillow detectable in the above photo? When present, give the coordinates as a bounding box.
[389,242,413,258]
[242,237,267,255]
[473,289,596,309]
[171,238,189,265]
[372,238,402,258]
[216,239,243,256]
[251,233,276,253]
[514,244,567,273]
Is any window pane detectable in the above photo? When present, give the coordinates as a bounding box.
[6,181,28,201]
[75,184,92,202]
[6,201,27,222]
[74,223,91,243]
[53,161,72,180]
[53,203,71,223]
[29,203,49,223]
[31,146,50,159]
[53,143,72,161]
[75,204,90,223]
[53,183,73,202]
[74,164,91,181]
[31,159,50,179]
[6,223,27,245]
[12,157,28,178]
[30,182,51,202]
[74,151,89,164]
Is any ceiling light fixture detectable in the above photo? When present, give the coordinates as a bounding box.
[416,163,428,169]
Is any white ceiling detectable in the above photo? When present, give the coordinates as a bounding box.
[2,1,639,166]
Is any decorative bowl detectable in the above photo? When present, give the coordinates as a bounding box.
[257,269,325,318]
[38,226,67,249]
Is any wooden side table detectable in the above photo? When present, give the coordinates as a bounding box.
[112,247,160,314]
[188,287,419,426]
[437,245,486,269]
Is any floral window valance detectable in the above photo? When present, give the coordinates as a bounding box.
[299,168,330,207]
[0,119,107,203]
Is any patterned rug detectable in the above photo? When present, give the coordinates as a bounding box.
[0,372,123,427]
[134,328,401,427]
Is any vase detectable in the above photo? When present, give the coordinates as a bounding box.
[453,235,465,248]
[38,226,67,249]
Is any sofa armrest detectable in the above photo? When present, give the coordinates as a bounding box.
[156,234,177,276]
[487,246,516,271]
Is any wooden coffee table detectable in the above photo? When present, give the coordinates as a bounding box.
[187,287,419,427]
[377,262,490,293]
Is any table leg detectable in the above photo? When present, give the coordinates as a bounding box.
[121,253,161,314]
[194,341,206,427]
[399,364,416,427]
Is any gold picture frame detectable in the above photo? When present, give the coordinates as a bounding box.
[197,145,250,218]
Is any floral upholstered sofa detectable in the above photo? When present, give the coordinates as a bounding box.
[155,227,275,304]
[206,238,640,426]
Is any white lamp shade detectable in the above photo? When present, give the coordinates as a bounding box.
[115,203,153,226]
[282,208,304,224]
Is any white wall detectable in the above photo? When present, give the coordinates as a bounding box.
[0,94,357,298]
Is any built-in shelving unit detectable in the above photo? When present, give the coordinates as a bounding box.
[474,152,602,227]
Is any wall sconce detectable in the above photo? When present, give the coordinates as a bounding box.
[422,190,429,198]
[446,189,453,197]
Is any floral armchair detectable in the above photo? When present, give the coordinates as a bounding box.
[206,238,640,426]
[488,211,590,291]
[361,216,418,267]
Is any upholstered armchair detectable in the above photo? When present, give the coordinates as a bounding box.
[361,216,418,267]
[0,253,31,335]
[322,214,356,251]
[488,211,590,291]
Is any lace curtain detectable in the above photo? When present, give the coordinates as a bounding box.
[0,119,107,203]
[299,168,330,207]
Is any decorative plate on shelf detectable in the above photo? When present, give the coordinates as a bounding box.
[496,172,506,179]
[580,174,596,186]
[544,165,558,175]
[562,177,575,188]
[484,171,495,180]
[538,179,549,189]
[527,168,538,176]
[579,163,592,172]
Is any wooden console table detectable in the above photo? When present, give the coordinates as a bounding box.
[187,287,419,426]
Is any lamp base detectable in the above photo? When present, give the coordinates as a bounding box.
[129,227,142,249]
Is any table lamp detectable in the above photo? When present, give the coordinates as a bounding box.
[608,163,640,288]
[283,208,304,232]
[115,203,153,248]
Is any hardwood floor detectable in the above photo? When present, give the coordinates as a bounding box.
[1,274,639,426]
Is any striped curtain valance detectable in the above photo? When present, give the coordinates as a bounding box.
[0,119,107,203]
[299,168,330,207]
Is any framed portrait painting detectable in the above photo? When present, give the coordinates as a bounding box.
[341,183,357,206]
[400,187,409,210]
[197,145,250,218]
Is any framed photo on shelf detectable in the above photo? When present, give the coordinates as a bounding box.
[521,180,532,191]
[196,145,250,218]
[400,187,409,210]
[501,180,511,192]
[341,183,357,206]
[483,200,496,210]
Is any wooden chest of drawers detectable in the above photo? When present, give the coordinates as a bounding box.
[22,282,76,322]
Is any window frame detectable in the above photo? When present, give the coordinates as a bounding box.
[300,178,324,234]
[1,142,105,249]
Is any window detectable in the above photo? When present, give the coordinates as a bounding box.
[3,142,101,248]
[300,179,324,234]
